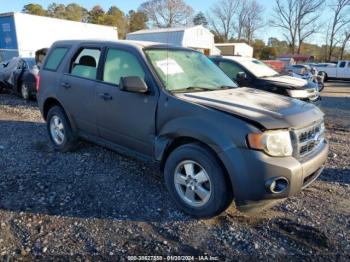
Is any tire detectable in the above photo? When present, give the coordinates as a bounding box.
[46,106,78,152]
[318,82,325,92]
[320,72,327,82]
[164,143,233,218]
[20,83,30,100]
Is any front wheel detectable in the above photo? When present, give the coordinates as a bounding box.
[164,143,233,218]
[319,72,327,82]
[47,106,78,152]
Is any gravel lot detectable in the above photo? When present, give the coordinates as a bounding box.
[0,82,349,260]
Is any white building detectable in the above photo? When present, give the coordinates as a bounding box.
[214,43,254,57]
[127,25,216,55]
[0,12,118,61]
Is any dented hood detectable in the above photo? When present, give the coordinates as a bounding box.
[177,88,324,130]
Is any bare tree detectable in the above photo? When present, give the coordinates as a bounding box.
[242,0,265,45]
[340,29,350,59]
[139,0,193,28]
[296,0,325,54]
[236,2,248,40]
[271,0,298,54]
[271,0,324,54]
[327,0,350,60]
[207,0,240,42]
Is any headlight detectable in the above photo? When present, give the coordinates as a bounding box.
[287,89,315,98]
[247,130,293,157]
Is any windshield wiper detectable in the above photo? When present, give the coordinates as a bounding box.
[219,85,237,89]
[172,87,215,93]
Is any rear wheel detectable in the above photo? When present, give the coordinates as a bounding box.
[47,106,78,152]
[164,143,233,218]
[20,83,30,100]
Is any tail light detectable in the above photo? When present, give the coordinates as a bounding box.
[35,75,40,92]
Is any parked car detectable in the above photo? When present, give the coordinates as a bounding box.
[315,60,350,81]
[0,57,39,100]
[37,40,328,218]
[210,56,321,104]
[286,64,324,92]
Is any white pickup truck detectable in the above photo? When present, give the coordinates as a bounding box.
[315,61,350,81]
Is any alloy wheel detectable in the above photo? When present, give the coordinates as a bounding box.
[174,160,212,207]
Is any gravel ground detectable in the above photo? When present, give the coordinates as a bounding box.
[0,85,349,260]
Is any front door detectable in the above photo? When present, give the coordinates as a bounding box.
[58,46,102,135]
[95,48,158,156]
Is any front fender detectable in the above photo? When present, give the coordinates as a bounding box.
[154,116,238,161]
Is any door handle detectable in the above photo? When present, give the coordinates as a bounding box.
[61,82,71,89]
[98,93,113,101]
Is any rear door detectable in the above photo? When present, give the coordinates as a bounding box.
[337,61,350,79]
[95,47,158,156]
[58,45,102,136]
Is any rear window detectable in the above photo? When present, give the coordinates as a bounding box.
[44,47,68,71]
[339,61,346,68]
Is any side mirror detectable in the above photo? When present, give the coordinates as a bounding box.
[119,76,148,94]
[236,72,247,81]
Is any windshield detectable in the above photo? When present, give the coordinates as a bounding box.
[240,59,279,78]
[145,49,237,93]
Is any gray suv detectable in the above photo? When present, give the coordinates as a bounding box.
[37,40,328,218]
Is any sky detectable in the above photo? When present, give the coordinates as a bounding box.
[0,0,329,44]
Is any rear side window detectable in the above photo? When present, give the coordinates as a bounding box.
[45,47,68,71]
[103,49,145,85]
[70,48,101,80]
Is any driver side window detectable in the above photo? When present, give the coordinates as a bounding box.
[218,61,244,80]
[103,49,145,86]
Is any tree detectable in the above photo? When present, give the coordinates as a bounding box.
[236,1,248,40]
[242,0,265,45]
[47,3,66,19]
[139,0,194,28]
[340,29,350,59]
[193,12,208,26]
[128,10,148,32]
[253,39,266,58]
[268,37,290,55]
[327,0,350,60]
[271,0,324,55]
[22,4,47,16]
[88,5,106,25]
[207,0,240,42]
[260,46,277,59]
[65,3,88,22]
[295,0,325,54]
[104,6,128,39]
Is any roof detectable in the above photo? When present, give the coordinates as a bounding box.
[215,43,252,48]
[52,39,182,49]
[127,25,207,35]
[221,56,256,62]
[0,12,117,30]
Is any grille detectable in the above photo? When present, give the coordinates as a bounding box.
[292,121,325,158]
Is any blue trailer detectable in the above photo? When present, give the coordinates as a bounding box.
[0,13,19,61]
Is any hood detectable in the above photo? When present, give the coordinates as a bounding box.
[177,88,324,130]
[262,75,309,89]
